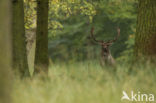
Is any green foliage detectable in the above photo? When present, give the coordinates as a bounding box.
[48,0,96,34]
[24,0,36,29]
[24,0,137,61]
[98,0,137,21]
[47,0,137,61]
[117,33,135,62]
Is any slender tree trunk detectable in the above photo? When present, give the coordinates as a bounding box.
[0,0,12,102]
[34,0,49,74]
[12,0,30,77]
[135,0,156,57]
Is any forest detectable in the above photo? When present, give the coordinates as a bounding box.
[0,0,156,103]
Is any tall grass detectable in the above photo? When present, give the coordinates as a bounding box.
[12,61,156,103]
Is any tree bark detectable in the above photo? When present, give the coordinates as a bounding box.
[34,0,49,74]
[12,0,30,77]
[135,0,156,57]
[0,0,12,102]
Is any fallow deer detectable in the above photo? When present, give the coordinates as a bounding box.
[90,27,120,66]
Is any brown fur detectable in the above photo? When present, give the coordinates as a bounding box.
[90,27,120,66]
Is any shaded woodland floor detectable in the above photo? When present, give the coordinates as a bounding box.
[12,61,156,103]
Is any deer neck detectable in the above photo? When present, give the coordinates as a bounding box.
[101,46,111,57]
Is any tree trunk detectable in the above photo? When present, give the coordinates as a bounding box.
[135,0,156,57]
[12,0,30,77]
[0,0,12,102]
[34,0,49,74]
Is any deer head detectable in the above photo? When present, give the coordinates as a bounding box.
[90,27,120,66]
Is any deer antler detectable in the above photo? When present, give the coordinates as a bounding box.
[106,27,120,44]
[90,27,103,44]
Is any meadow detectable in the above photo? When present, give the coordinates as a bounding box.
[12,61,156,103]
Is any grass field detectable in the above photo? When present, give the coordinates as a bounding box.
[12,61,156,103]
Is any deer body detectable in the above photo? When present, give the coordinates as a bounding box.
[90,27,120,66]
[100,45,115,66]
